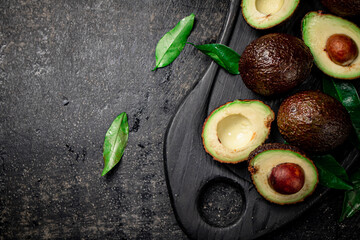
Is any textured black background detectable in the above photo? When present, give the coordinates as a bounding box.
[1,0,359,239]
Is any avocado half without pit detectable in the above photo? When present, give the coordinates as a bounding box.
[239,33,313,96]
[202,100,275,163]
[248,143,318,205]
[277,90,352,153]
[302,11,360,79]
[242,0,299,29]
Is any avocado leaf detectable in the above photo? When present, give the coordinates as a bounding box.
[102,112,129,176]
[312,155,353,190]
[152,14,195,71]
[322,76,339,99]
[188,43,241,74]
[322,77,360,149]
[340,169,360,221]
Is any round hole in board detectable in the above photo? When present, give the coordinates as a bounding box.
[197,177,245,228]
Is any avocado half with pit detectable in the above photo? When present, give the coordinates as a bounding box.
[202,100,275,163]
[241,0,300,29]
[248,143,318,205]
[302,11,360,79]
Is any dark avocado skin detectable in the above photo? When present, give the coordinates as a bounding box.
[321,0,360,17]
[277,90,352,153]
[239,33,313,96]
[248,143,305,174]
[248,143,304,163]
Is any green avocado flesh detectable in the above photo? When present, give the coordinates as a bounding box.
[242,0,299,29]
[302,12,360,79]
[202,100,274,163]
[249,147,318,205]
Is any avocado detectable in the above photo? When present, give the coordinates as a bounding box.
[241,0,299,29]
[239,33,313,96]
[248,143,318,205]
[302,11,360,79]
[277,90,352,153]
[202,100,275,163]
[321,0,360,17]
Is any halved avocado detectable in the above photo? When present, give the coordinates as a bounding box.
[248,143,318,205]
[241,0,299,29]
[202,100,274,163]
[302,11,360,79]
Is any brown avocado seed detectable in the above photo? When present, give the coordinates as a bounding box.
[269,163,305,195]
[326,34,358,66]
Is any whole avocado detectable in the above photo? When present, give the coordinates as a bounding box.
[239,33,313,96]
[321,0,360,17]
[277,90,352,153]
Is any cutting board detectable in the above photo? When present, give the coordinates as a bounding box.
[164,0,360,239]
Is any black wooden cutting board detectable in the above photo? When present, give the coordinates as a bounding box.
[164,0,359,239]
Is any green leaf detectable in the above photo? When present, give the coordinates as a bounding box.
[102,112,129,176]
[340,169,360,221]
[189,43,241,74]
[152,13,195,71]
[312,155,353,190]
[322,77,339,99]
[322,77,360,149]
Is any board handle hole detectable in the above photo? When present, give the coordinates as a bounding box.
[197,177,245,228]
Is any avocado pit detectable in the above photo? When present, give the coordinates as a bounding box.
[269,163,305,195]
[326,34,358,66]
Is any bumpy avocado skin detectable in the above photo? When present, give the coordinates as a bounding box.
[239,33,313,96]
[277,90,352,153]
[321,0,360,17]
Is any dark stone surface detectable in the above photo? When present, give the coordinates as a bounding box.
[0,0,359,239]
